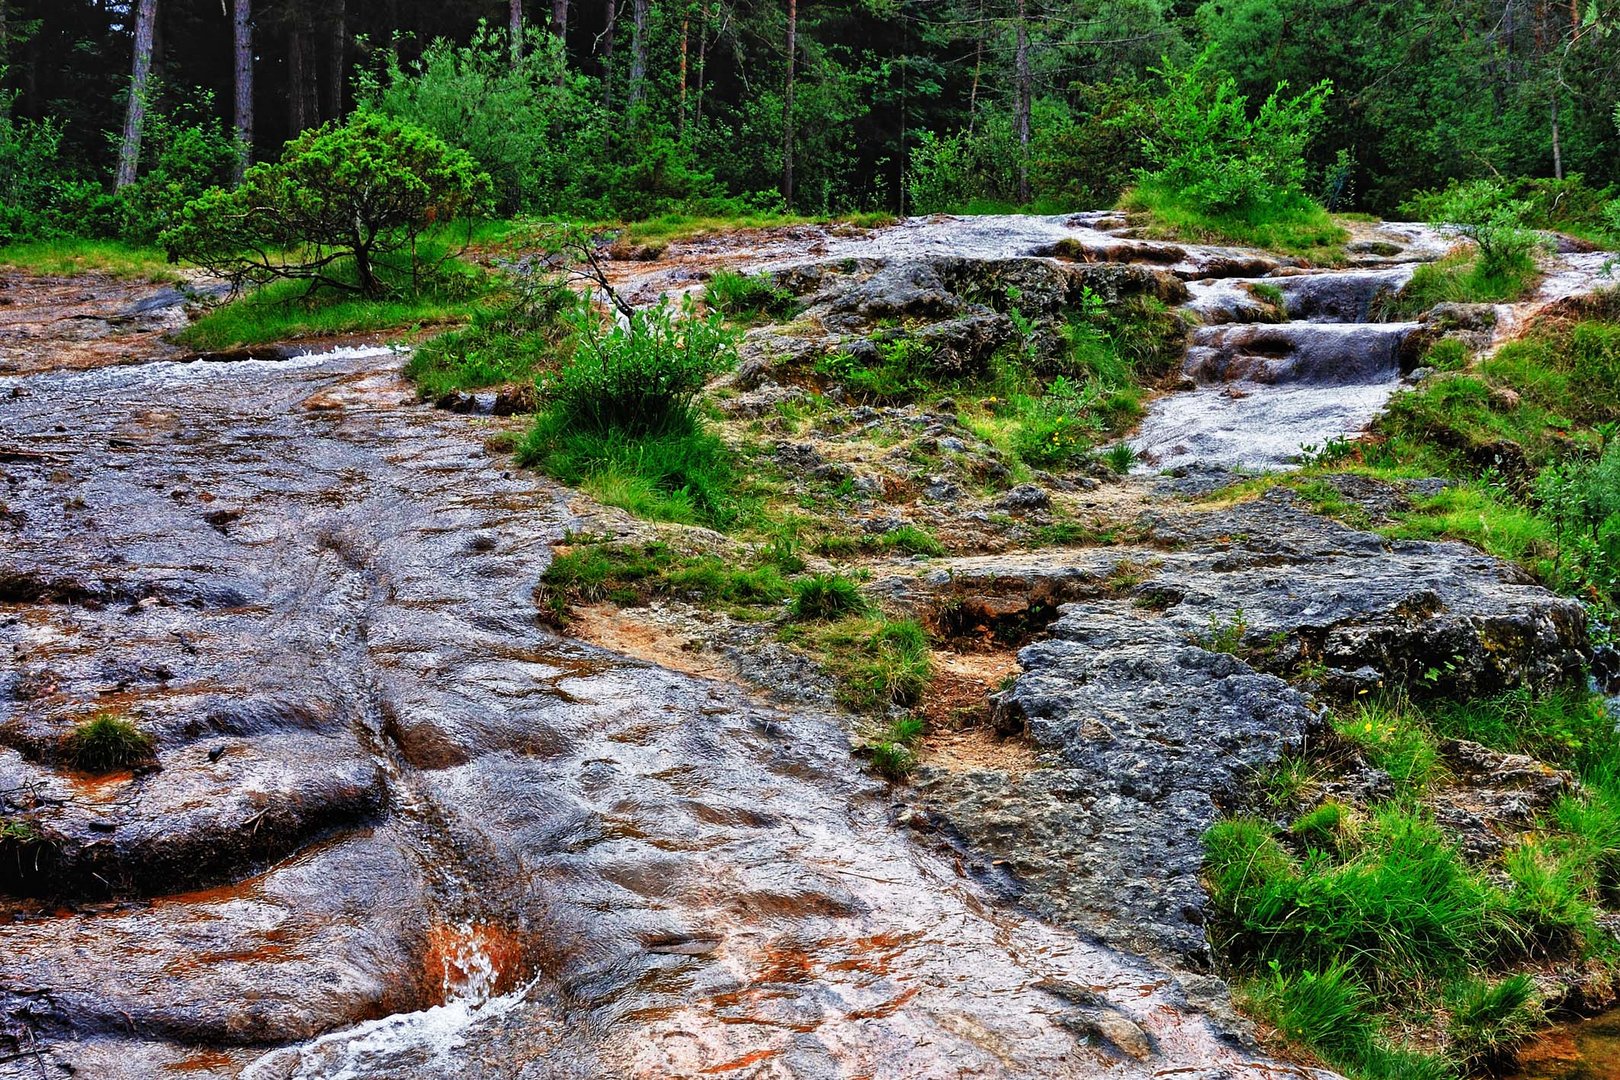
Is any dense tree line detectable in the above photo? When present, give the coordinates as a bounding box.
[1,0,1617,241]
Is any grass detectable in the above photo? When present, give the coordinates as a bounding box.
[179,269,483,351]
[1120,180,1349,263]
[1376,253,1541,318]
[783,616,933,715]
[405,286,576,398]
[703,270,797,324]
[0,237,181,281]
[1334,699,1444,797]
[617,210,893,247]
[535,539,792,622]
[866,715,926,778]
[791,573,869,620]
[63,712,156,772]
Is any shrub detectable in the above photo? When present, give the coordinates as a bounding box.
[64,713,156,772]
[162,112,493,297]
[359,24,593,215]
[1137,48,1331,219]
[1403,180,1543,280]
[791,573,868,620]
[541,294,738,436]
[0,94,74,245]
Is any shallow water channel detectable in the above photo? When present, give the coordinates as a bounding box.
[0,345,1302,1077]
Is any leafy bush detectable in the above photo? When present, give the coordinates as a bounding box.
[114,90,242,242]
[64,713,156,772]
[0,93,73,245]
[540,293,737,436]
[1403,180,1543,279]
[360,24,596,216]
[163,112,492,297]
[1137,48,1331,219]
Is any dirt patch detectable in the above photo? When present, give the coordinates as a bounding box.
[569,603,736,684]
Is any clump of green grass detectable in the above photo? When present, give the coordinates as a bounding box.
[535,540,789,621]
[1422,337,1472,372]
[406,281,577,398]
[1121,180,1349,263]
[866,716,925,779]
[1103,443,1138,474]
[1444,974,1541,1073]
[1378,253,1540,319]
[179,255,485,351]
[790,573,868,620]
[878,524,944,556]
[1334,699,1443,797]
[64,712,157,772]
[703,270,796,324]
[786,616,933,714]
[816,336,938,403]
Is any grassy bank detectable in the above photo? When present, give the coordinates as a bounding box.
[0,238,182,282]
[1120,180,1350,263]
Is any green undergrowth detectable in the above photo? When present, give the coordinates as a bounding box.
[1210,688,1620,1077]
[702,270,798,325]
[1375,253,1541,319]
[780,616,934,716]
[0,237,181,281]
[1120,180,1349,263]
[615,210,894,247]
[406,279,577,398]
[178,254,485,351]
[536,538,793,622]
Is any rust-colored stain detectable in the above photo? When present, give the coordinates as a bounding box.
[162,1049,239,1072]
[698,1048,781,1074]
[422,921,529,1000]
[842,985,919,1020]
[164,940,296,975]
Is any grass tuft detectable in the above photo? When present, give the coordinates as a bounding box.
[64,712,156,772]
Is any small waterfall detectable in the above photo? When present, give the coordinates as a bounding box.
[1133,263,1425,472]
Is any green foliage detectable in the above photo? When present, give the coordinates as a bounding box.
[791,573,869,620]
[359,24,591,215]
[816,336,938,403]
[162,112,493,297]
[1103,442,1138,474]
[64,713,156,772]
[1444,974,1541,1072]
[0,93,74,245]
[1427,689,1617,774]
[1384,254,1540,316]
[1403,180,1543,279]
[1137,48,1332,220]
[703,270,797,324]
[1242,964,1379,1067]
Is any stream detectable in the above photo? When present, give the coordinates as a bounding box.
[0,342,1307,1076]
[1,215,1616,1078]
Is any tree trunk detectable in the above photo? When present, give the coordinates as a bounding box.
[325,0,345,122]
[288,23,306,136]
[600,0,616,107]
[1550,94,1563,180]
[782,0,796,207]
[232,0,253,181]
[967,0,984,133]
[694,1,708,126]
[628,0,648,106]
[552,0,569,36]
[115,0,160,189]
[677,11,690,134]
[509,0,523,63]
[1014,0,1031,205]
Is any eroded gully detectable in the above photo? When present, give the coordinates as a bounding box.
[0,344,1315,1077]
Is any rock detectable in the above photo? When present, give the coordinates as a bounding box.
[997,484,1051,513]
[1426,302,1497,333]
[912,313,1015,375]
[1490,386,1523,411]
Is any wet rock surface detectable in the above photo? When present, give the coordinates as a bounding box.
[891,487,1588,975]
[0,344,1314,1077]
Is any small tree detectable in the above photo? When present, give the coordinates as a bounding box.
[1138,49,1331,218]
[162,112,492,297]
[1410,180,1541,278]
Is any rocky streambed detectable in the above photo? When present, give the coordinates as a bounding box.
[0,215,1616,1078]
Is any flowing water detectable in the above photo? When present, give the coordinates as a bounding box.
[0,342,1311,1077]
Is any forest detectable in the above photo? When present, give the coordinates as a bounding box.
[2,0,1619,247]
